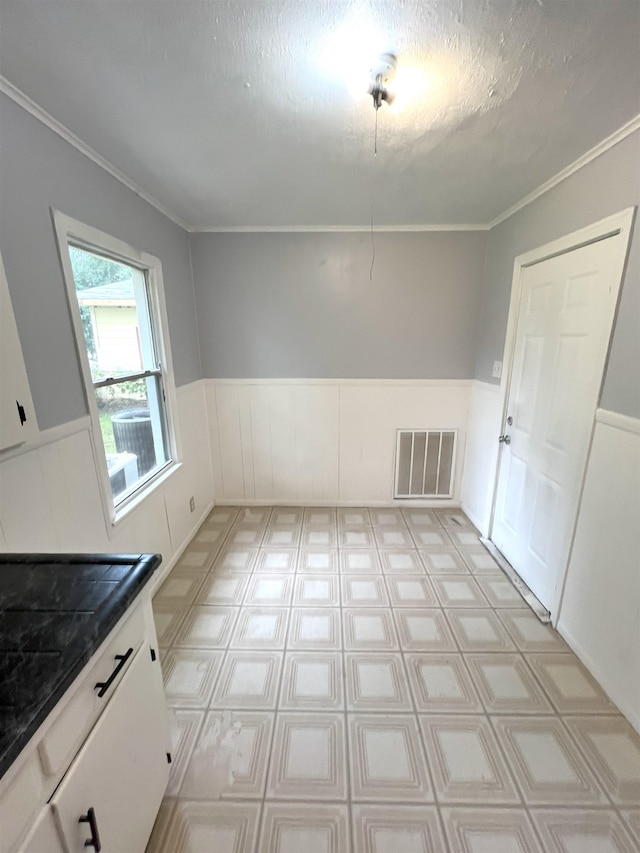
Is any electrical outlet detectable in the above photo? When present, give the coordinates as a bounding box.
[492,360,503,379]
[189,496,195,513]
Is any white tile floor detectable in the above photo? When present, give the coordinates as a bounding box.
[147,506,640,853]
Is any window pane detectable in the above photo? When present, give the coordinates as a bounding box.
[97,377,169,502]
[69,246,153,382]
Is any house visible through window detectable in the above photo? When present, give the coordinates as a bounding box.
[54,212,178,519]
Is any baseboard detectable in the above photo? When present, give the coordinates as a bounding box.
[460,501,484,534]
[149,498,215,595]
[556,621,640,735]
[212,499,463,508]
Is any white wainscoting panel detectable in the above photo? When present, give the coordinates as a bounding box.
[0,380,214,587]
[460,380,502,535]
[206,380,471,505]
[557,411,640,732]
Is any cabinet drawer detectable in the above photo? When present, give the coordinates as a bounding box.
[38,605,145,778]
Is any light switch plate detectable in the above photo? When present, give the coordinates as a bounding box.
[492,360,503,379]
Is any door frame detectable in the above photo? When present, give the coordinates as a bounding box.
[487,206,636,623]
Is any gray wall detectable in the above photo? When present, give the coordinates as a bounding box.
[474,129,640,418]
[0,94,201,431]
[191,231,488,379]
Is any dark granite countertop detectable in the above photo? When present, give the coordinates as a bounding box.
[0,553,161,780]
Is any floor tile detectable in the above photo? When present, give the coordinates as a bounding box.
[229,606,289,649]
[405,653,483,713]
[401,508,439,528]
[434,509,477,530]
[465,653,554,714]
[213,547,259,573]
[352,804,445,852]
[279,652,344,710]
[195,573,249,606]
[162,649,224,708]
[235,507,271,526]
[264,526,302,548]
[394,608,458,652]
[525,653,617,713]
[293,574,340,607]
[341,575,389,607]
[411,529,452,548]
[621,810,640,843]
[339,549,382,574]
[175,547,216,571]
[431,574,490,608]
[174,605,239,649]
[497,610,568,652]
[337,508,371,527]
[419,547,470,574]
[243,574,293,607]
[385,575,438,607]
[154,571,207,608]
[301,526,338,548]
[153,603,188,647]
[459,546,502,573]
[529,809,638,853]
[158,800,261,853]
[192,526,230,549]
[563,716,640,805]
[348,714,432,803]
[165,710,205,797]
[303,507,337,527]
[374,527,415,549]
[211,650,283,709]
[287,608,342,650]
[370,509,408,527]
[203,506,240,527]
[441,807,543,853]
[180,710,274,799]
[492,716,607,805]
[145,798,175,853]
[448,528,484,548]
[378,549,425,574]
[254,548,298,573]
[446,609,517,652]
[259,802,349,853]
[345,653,413,711]
[228,526,265,547]
[298,548,339,573]
[420,715,520,804]
[343,609,399,651]
[340,528,376,548]
[267,713,347,801]
[474,573,527,607]
[270,507,304,527]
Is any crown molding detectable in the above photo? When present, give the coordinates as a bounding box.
[488,113,640,229]
[0,76,192,232]
[2,76,638,235]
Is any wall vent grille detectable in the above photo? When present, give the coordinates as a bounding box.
[394,430,457,499]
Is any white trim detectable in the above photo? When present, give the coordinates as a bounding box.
[51,210,183,531]
[489,114,640,228]
[0,76,191,232]
[213,498,462,508]
[0,415,91,462]
[487,207,636,620]
[595,407,640,436]
[191,224,489,233]
[206,377,473,388]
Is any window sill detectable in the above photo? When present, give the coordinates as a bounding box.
[110,460,182,529]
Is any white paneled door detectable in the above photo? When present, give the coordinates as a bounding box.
[492,231,629,612]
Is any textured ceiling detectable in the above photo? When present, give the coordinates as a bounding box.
[1,0,639,229]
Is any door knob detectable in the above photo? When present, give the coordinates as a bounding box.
[498,434,511,445]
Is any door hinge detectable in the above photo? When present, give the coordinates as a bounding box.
[150,647,157,662]
[16,401,26,425]
[166,752,172,764]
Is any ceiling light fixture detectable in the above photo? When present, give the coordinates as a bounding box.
[368,52,397,110]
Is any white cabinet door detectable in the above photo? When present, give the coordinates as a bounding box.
[52,644,170,853]
[17,807,65,853]
[0,253,38,451]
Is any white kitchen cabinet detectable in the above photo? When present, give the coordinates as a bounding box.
[17,807,65,853]
[52,643,170,853]
[0,253,38,452]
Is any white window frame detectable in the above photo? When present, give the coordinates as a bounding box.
[52,210,182,527]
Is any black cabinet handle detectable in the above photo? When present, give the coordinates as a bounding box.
[16,400,26,425]
[94,647,134,698]
[79,806,102,851]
